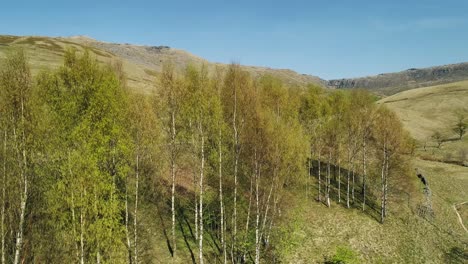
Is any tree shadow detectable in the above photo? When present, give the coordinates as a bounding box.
[309,159,382,222]
[155,200,174,257]
[444,246,468,263]
[177,208,196,264]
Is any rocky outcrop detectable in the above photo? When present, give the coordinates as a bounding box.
[328,63,468,95]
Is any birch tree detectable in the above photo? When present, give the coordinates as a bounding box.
[221,64,252,261]
[0,50,33,264]
[128,93,159,263]
[157,63,185,258]
[373,107,403,224]
[38,50,130,262]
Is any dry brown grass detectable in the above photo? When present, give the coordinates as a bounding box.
[377,80,468,141]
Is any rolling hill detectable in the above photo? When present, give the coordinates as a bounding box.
[378,80,468,141]
[0,35,326,94]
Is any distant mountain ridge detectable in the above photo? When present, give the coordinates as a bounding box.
[328,62,468,95]
[1,34,468,95]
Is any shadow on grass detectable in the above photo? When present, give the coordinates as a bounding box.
[444,246,468,263]
[309,160,382,222]
[177,208,196,264]
[155,200,174,257]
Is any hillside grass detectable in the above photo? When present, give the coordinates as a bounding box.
[276,157,467,263]
[378,80,468,141]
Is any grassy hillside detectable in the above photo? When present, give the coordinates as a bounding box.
[0,35,326,94]
[378,80,468,140]
[272,156,467,263]
[378,81,468,166]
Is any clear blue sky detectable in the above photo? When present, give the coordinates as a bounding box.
[1,0,468,79]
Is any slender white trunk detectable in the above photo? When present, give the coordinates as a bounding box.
[384,152,389,218]
[318,150,321,202]
[170,111,177,257]
[194,175,198,243]
[266,188,279,246]
[352,139,358,203]
[68,152,80,261]
[261,173,274,243]
[380,143,386,224]
[13,124,27,264]
[346,145,351,208]
[1,131,6,264]
[362,138,367,211]
[80,190,85,264]
[254,150,260,264]
[231,87,238,263]
[245,172,254,233]
[71,191,81,261]
[232,144,238,261]
[338,148,341,203]
[307,158,311,200]
[199,133,205,264]
[326,152,331,207]
[125,186,132,263]
[134,154,140,264]
[218,128,226,264]
[193,124,198,244]
[244,150,255,261]
[13,173,26,264]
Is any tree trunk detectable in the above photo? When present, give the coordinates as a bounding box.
[232,143,239,262]
[231,87,239,263]
[318,150,321,202]
[170,111,177,257]
[254,151,260,264]
[2,131,6,264]
[307,158,311,200]
[362,139,367,211]
[245,171,254,234]
[261,173,275,241]
[326,152,331,207]
[199,133,205,264]
[80,190,85,264]
[351,169,355,203]
[218,129,227,264]
[338,156,341,203]
[13,127,27,264]
[266,188,279,247]
[380,143,386,224]
[125,186,132,264]
[346,146,351,208]
[134,154,140,264]
[384,153,389,218]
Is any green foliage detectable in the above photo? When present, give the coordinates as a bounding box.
[36,49,130,262]
[325,246,360,264]
[0,50,419,263]
[452,109,467,140]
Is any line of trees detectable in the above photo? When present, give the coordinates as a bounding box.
[0,49,411,263]
[300,87,411,224]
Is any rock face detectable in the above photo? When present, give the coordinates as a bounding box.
[146,46,170,53]
[328,63,468,95]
